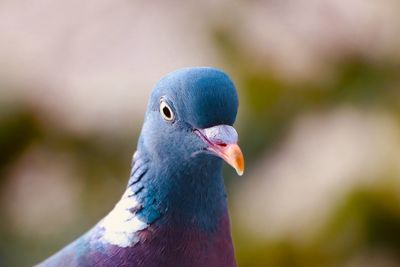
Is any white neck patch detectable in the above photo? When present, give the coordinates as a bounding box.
[99,188,148,247]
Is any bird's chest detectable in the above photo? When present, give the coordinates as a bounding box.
[91,214,236,267]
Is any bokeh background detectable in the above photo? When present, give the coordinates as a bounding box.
[1,1,400,266]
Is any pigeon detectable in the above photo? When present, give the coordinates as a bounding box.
[37,67,244,267]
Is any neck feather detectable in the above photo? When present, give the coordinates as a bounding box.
[132,146,228,231]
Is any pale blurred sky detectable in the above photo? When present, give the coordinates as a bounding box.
[0,0,219,133]
[1,0,399,133]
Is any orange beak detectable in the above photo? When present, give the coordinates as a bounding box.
[195,125,245,176]
[210,143,244,176]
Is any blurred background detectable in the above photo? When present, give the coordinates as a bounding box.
[1,0,400,266]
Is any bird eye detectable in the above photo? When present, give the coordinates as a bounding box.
[160,100,174,122]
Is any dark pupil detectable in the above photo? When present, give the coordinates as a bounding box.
[163,106,171,119]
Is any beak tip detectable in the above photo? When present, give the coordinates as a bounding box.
[226,144,244,177]
[236,169,244,176]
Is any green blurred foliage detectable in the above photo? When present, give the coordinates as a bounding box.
[0,105,40,177]
[0,101,140,266]
[213,27,400,164]
[234,179,400,267]
[213,27,400,266]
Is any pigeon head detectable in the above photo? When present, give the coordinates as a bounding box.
[139,67,244,176]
